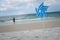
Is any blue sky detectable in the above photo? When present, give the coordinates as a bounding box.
[0,0,60,16]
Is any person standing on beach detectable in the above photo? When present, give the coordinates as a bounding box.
[13,18,15,24]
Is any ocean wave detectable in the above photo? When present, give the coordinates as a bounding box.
[0,17,59,23]
[0,13,60,23]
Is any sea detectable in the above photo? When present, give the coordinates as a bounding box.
[0,12,60,24]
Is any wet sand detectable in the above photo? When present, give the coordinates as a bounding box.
[0,20,60,32]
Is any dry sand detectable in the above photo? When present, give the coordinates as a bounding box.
[0,27,60,40]
[0,20,60,32]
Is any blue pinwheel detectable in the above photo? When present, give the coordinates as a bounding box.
[35,3,48,18]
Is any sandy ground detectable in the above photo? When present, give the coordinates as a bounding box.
[0,20,60,32]
[0,20,60,40]
[0,27,60,40]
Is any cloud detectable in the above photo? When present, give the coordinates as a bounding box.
[43,0,60,12]
[0,0,35,11]
[44,0,56,6]
[8,0,34,2]
[0,8,7,11]
[0,0,60,16]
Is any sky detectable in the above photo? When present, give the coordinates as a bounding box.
[0,0,60,16]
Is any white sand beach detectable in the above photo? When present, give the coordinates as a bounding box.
[0,27,60,40]
[0,19,60,40]
[0,17,60,40]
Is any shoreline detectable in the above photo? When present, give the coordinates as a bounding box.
[0,18,60,26]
